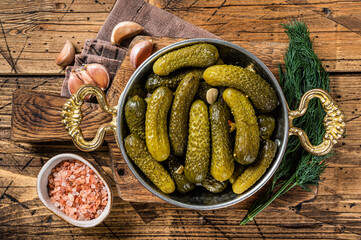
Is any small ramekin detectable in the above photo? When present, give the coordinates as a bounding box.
[37,153,112,228]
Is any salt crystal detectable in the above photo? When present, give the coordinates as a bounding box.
[48,159,108,221]
[68,193,74,202]
[66,200,73,206]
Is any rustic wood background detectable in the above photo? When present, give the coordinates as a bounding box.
[1,0,361,239]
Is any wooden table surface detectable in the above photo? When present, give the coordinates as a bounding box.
[1,0,360,239]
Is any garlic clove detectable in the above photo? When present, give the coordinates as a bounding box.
[111,21,144,45]
[85,64,110,90]
[206,88,219,104]
[77,69,98,86]
[130,40,154,68]
[68,70,85,95]
[56,40,76,68]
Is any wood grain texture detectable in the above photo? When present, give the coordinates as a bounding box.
[0,0,117,75]
[2,0,361,75]
[11,90,113,142]
[2,0,361,238]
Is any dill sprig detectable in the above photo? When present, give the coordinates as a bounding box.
[240,20,332,225]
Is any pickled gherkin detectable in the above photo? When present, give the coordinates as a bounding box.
[166,155,195,194]
[223,88,260,165]
[145,86,173,162]
[203,65,278,113]
[229,163,246,184]
[202,173,228,193]
[125,134,175,194]
[209,102,235,182]
[232,139,277,194]
[124,95,146,139]
[153,43,219,76]
[169,73,201,156]
[258,114,276,140]
[145,68,203,93]
[184,100,211,183]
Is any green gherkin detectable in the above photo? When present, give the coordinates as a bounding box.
[232,139,277,194]
[153,43,219,76]
[202,173,228,193]
[229,163,246,184]
[203,65,278,113]
[124,95,146,140]
[258,114,276,140]
[125,134,175,194]
[165,155,195,194]
[223,88,260,165]
[145,68,204,93]
[209,102,235,182]
[184,100,211,183]
[169,73,201,156]
[145,86,173,162]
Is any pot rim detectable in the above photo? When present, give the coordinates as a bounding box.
[117,38,289,210]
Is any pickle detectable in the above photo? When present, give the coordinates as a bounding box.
[258,114,276,140]
[203,65,278,113]
[144,96,151,104]
[169,73,201,156]
[145,86,173,161]
[125,134,175,194]
[232,139,277,194]
[124,95,146,140]
[223,88,260,165]
[184,100,211,183]
[166,155,195,194]
[209,102,235,182]
[153,43,219,76]
[229,163,246,184]
[202,173,228,193]
[195,81,213,103]
[145,69,203,93]
[215,58,224,65]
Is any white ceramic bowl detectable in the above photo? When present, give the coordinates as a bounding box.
[37,153,112,228]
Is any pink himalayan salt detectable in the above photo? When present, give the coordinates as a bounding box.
[48,160,108,221]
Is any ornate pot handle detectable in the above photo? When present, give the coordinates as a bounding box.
[62,86,345,155]
[61,85,118,152]
[288,88,346,155]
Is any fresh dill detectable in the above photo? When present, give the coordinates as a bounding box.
[240,20,332,225]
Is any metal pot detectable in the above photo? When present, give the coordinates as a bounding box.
[62,39,345,210]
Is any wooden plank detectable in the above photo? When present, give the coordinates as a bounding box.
[0,151,361,239]
[0,0,117,75]
[2,0,361,75]
[155,0,361,73]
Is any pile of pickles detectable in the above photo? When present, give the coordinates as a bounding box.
[124,43,279,195]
